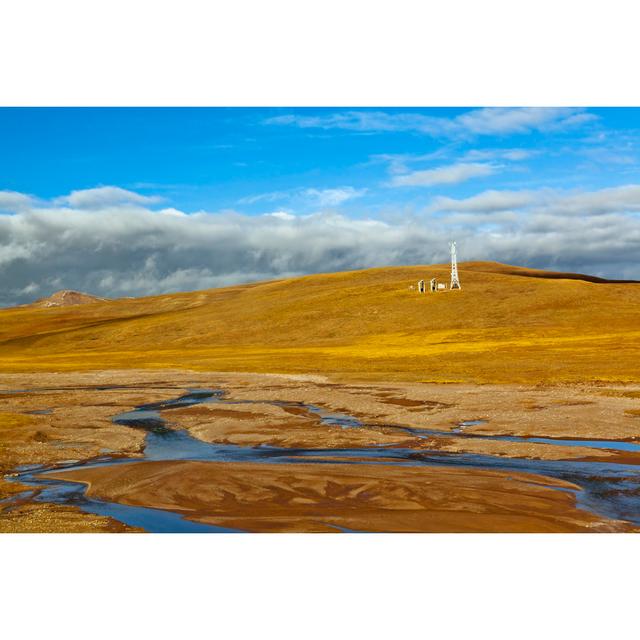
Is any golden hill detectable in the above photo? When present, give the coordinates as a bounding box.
[1,262,639,383]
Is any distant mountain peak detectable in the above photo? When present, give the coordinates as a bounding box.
[32,290,107,308]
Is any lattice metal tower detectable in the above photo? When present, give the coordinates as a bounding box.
[449,241,461,290]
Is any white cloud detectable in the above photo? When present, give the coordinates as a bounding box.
[238,190,290,205]
[456,108,596,136]
[431,185,640,218]
[536,184,640,217]
[265,211,296,220]
[158,207,188,217]
[431,190,535,212]
[265,108,596,139]
[0,190,34,211]
[463,148,535,162]
[391,163,496,187]
[1,184,639,307]
[240,186,366,208]
[264,112,454,137]
[56,186,162,209]
[303,187,367,206]
[20,282,40,295]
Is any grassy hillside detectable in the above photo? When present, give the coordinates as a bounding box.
[1,262,639,383]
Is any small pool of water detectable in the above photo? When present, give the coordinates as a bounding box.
[445,430,640,453]
[113,409,170,434]
[388,422,640,454]
[511,435,640,452]
[306,405,363,429]
[453,419,487,433]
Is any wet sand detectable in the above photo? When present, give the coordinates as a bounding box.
[44,460,633,533]
[164,402,418,449]
[0,384,192,473]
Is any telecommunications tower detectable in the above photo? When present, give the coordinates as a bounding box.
[449,241,461,290]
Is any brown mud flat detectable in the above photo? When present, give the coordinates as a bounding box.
[2,369,640,533]
[44,460,634,533]
[164,401,412,449]
[0,384,190,473]
[198,373,640,444]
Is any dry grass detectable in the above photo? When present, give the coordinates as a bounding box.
[1,261,639,384]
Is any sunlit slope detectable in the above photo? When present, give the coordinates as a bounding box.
[1,262,639,383]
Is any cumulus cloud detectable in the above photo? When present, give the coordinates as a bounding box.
[55,186,163,209]
[1,184,639,307]
[391,163,496,187]
[431,184,640,217]
[0,190,34,211]
[535,184,640,217]
[265,108,596,139]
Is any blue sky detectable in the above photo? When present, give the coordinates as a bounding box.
[2,107,639,214]
[1,107,640,305]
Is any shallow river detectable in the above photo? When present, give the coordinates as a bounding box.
[7,387,640,532]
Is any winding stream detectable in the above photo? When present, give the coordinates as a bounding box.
[5,387,640,532]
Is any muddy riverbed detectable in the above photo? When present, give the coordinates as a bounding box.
[2,370,640,532]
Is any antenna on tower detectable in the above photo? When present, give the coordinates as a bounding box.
[449,241,461,290]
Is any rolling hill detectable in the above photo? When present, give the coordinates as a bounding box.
[1,262,639,383]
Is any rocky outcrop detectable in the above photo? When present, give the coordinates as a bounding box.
[32,290,106,308]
